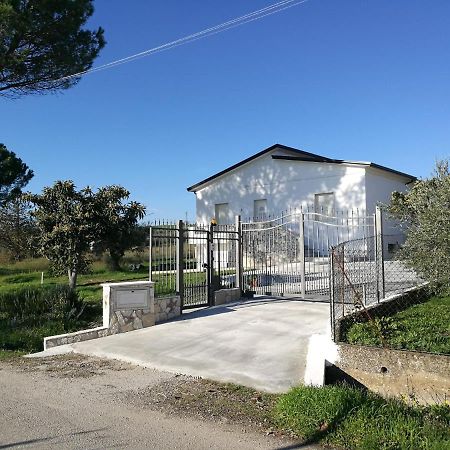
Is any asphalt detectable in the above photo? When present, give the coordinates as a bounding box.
[33,298,330,393]
[1,359,317,450]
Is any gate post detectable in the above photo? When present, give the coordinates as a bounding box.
[329,248,336,341]
[375,206,385,300]
[176,220,185,307]
[149,225,153,282]
[235,215,243,292]
[299,212,306,298]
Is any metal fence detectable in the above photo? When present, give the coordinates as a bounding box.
[242,209,375,298]
[149,221,239,309]
[330,233,426,343]
[150,209,380,308]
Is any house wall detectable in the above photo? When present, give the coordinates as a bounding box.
[195,149,367,223]
[365,169,409,235]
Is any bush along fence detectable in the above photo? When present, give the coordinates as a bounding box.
[329,219,450,356]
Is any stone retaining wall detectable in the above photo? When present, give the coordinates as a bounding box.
[329,343,450,404]
[214,288,242,306]
[44,282,180,351]
[155,296,181,323]
[109,308,155,334]
[44,326,110,350]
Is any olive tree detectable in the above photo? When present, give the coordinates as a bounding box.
[389,160,450,293]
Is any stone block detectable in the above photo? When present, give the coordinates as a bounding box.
[133,316,143,329]
[109,321,120,334]
[115,311,126,326]
[121,322,135,333]
[142,312,155,327]
[122,309,133,318]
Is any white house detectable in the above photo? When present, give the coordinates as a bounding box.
[187,144,416,225]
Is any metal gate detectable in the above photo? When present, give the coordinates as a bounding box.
[150,221,239,310]
[242,210,375,299]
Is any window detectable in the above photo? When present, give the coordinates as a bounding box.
[314,193,334,220]
[253,199,267,220]
[215,203,229,225]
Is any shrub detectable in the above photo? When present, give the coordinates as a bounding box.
[389,160,450,294]
[0,284,85,330]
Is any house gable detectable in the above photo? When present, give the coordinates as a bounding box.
[187,144,334,193]
[187,144,416,193]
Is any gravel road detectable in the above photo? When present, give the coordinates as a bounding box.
[0,355,314,450]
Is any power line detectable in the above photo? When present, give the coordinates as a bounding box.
[57,0,309,82]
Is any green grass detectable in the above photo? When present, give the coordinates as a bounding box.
[276,384,450,449]
[0,255,190,353]
[345,295,450,354]
[0,349,26,360]
[0,284,103,353]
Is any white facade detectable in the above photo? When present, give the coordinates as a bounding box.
[188,145,414,224]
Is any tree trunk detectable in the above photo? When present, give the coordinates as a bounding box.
[108,250,122,271]
[68,269,77,291]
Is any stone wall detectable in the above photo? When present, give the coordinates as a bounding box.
[155,296,181,323]
[109,308,155,334]
[214,288,241,306]
[329,343,450,404]
[44,326,110,350]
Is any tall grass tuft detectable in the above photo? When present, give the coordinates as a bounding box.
[276,384,450,449]
[0,285,85,331]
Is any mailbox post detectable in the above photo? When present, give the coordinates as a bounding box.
[102,281,155,334]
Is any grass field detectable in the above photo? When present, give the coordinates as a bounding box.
[0,254,211,354]
[345,295,450,354]
[0,256,155,354]
[0,257,149,300]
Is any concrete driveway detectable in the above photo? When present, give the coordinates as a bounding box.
[66,298,330,392]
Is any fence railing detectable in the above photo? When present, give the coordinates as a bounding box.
[149,221,240,308]
[150,208,381,304]
[241,209,375,297]
[330,233,426,343]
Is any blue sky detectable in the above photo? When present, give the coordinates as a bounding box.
[1,0,449,221]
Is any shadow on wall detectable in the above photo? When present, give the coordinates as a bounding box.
[194,149,369,224]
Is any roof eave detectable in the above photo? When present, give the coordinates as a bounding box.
[187,143,330,192]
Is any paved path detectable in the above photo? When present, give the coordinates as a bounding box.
[0,359,321,450]
[61,298,330,392]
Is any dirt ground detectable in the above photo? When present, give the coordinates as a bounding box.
[0,353,322,449]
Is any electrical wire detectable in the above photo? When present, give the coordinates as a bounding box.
[56,0,309,82]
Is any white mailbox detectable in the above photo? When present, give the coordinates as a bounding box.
[101,281,155,330]
[116,288,148,309]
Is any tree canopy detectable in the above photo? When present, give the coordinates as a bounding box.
[94,185,146,271]
[27,181,145,290]
[389,160,450,293]
[0,196,36,260]
[0,143,33,205]
[0,0,105,97]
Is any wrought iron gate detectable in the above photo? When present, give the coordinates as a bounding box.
[150,210,376,309]
[242,210,375,298]
[150,221,239,310]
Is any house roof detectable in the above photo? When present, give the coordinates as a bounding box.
[186,144,416,192]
